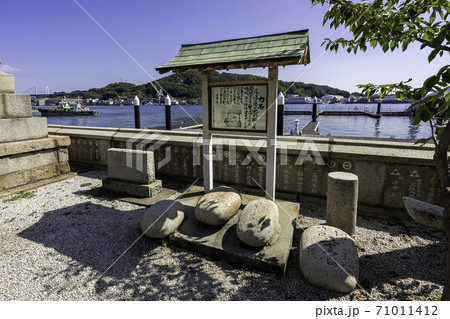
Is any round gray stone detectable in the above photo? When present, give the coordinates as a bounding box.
[299,225,359,293]
[236,198,280,247]
[195,186,241,226]
[141,200,185,238]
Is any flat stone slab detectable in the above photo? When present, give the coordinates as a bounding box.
[102,177,162,198]
[169,185,299,274]
[403,196,444,230]
[83,177,186,206]
[119,188,177,206]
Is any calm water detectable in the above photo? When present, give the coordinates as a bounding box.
[33,103,431,140]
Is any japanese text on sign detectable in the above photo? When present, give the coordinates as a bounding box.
[210,85,267,131]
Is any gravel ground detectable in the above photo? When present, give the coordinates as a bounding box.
[0,170,445,301]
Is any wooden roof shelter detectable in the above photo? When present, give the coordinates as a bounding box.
[155,30,311,200]
[155,29,310,74]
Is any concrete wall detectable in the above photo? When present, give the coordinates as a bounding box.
[48,125,440,217]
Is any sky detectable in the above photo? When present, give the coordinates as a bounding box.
[0,0,447,95]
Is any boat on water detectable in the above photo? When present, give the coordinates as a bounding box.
[39,100,98,116]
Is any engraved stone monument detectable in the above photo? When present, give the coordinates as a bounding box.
[102,148,162,198]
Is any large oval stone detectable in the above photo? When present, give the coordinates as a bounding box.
[299,225,359,293]
[141,200,185,238]
[236,198,280,247]
[195,186,241,226]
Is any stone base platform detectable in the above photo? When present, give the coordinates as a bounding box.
[0,172,76,199]
[102,177,162,198]
[0,136,71,193]
[169,186,300,274]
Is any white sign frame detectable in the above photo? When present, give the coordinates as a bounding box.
[209,84,268,133]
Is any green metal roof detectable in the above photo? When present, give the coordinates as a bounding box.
[155,29,310,74]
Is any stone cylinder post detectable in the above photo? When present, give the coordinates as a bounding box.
[326,172,358,236]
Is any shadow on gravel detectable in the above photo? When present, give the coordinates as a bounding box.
[17,196,443,300]
[18,202,149,279]
[359,243,445,289]
[16,202,259,300]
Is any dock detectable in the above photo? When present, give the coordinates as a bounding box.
[284,110,413,117]
[300,121,320,136]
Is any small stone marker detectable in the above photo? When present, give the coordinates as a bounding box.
[236,198,280,247]
[102,148,162,198]
[326,172,358,236]
[107,148,155,184]
[299,225,359,293]
[141,200,185,238]
[195,186,241,226]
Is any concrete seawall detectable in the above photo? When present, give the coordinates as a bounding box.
[48,124,440,218]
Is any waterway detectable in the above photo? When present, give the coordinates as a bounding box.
[33,103,432,140]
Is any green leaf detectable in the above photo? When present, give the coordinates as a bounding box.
[390,40,396,51]
[443,70,450,83]
[429,172,439,187]
[415,137,432,145]
[414,112,422,124]
[424,75,438,91]
[428,49,439,62]
[420,108,434,122]
[402,40,408,51]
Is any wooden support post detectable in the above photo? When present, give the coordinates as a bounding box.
[266,66,278,201]
[201,71,213,192]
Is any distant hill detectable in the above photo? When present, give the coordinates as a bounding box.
[58,71,350,100]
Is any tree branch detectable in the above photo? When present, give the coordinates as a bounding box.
[435,123,450,188]
[416,37,450,52]
[430,121,438,147]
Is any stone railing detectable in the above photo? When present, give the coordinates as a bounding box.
[48,125,439,217]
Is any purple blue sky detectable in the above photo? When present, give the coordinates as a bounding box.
[1,0,447,95]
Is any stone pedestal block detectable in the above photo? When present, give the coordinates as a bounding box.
[0,117,48,143]
[326,172,358,236]
[0,72,72,195]
[106,148,155,184]
[102,177,162,198]
[0,94,32,118]
[170,185,300,274]
[0,72,14,93]
[0,136,71,193]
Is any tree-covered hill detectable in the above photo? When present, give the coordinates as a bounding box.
[59,71,350,100]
